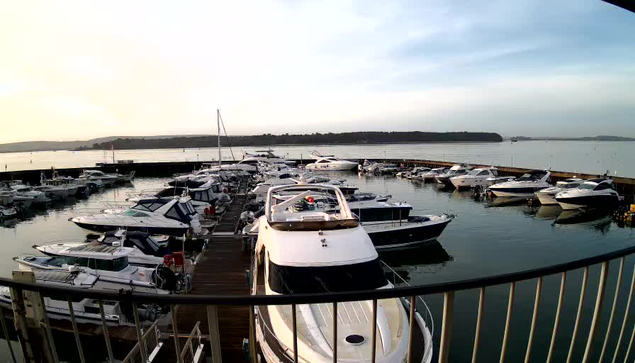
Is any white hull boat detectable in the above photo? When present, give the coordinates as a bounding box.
[306,156,358,171]
[253,184,433,363]
[489,170,551,198]
[555,179,623,210]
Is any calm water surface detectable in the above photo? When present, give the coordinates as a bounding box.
[0,174,634,361]
[1,140,634,177]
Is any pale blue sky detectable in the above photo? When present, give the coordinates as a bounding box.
[0,0,634,142]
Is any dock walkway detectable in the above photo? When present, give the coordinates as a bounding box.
[156,193,251,362]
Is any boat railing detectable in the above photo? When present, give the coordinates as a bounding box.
[381,260,435,337]
[3,244,635,362]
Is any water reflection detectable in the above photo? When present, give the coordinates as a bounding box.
[379,241,452,282]
[486,197,528,207]
[533,205,562,220]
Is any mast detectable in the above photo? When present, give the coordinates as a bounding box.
[217,109,222,167]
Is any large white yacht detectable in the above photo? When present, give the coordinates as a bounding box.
[305,156,358,171]
[555,179,623,210]
[253,184,433,363]
[15,243,192,293]
[535,178,583,205]
[70,197,203,236]
[489,170,551,198]
[0,270,165,325]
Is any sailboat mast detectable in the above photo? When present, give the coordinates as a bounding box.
[217,109,221,167]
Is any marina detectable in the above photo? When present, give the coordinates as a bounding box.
[0,148,634,361]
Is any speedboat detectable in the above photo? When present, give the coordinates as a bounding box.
[252,184,433,363]
[0,206,18,220]
[79,170,118,187]
[555,179,623,210]
[240,149,295,165]
[361,215,454,250]
[417,168,447,182]
[70,197,204,236]
[6,182,49,205]
[305,156,358,171]
[16,243,192,293]
[435,165,469,187]
[0,270,166,325]
[128,182,220,215]
[489,170,551,198]
[34,236,170,268]
[450,167,501,190]
[535,178,583,205]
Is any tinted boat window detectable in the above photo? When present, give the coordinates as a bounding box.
[268,259,388,294]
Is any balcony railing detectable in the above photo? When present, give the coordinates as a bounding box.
[2,244,635,362]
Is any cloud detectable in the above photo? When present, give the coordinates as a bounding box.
[0,0,634,143]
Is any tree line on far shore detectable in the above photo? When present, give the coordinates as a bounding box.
[79,131,503,151]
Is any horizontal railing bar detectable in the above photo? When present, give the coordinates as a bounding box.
[1,245,634,305]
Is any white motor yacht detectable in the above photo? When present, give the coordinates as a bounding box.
[6,182,48,205]
[71,197,203,236]
[305,156,358,171]
[555,179,623,210]
[15,243,192,293]
[435,165,470,187]
[240,149,295,165]
[417,168,447,182]
[79,170,118,187]
[0,270,166,325]
[450,167,501,190]
[253,184,433,363]
[489,170,552,198]
[535,178,583,205]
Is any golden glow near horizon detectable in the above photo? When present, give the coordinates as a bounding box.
[1,1,634,143]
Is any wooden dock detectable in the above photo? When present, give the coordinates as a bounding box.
[156,193,251,362]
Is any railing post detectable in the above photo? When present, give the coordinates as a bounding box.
[371,299,378,363]
[546,272,567,363]
[292,304,298,362]
[67,298,86,363]
[9,287,35,363]
[0,308,17,363]
[438,292,455,363]
[599,257,625,362]
[332,302,338,363]
[567,266,589,363]
[98,300,115,363]
[499,282,515,363]
[132,302,148,363]
[170,305,183,363]
[407,295,417,363]
[524,277,543,363]
[249,305,257,363]
[206,305,222,363]
[612,266,635,363]
[582,261,610,363]
[471,287,485,363]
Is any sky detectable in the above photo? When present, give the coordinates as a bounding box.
[0,0,634,143]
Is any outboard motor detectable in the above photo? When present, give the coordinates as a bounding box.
[154,264,178,291]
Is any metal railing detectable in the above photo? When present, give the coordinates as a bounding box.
[3,244,635,362]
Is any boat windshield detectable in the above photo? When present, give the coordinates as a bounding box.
[268,259,388,294]
[467,169,481,176]
[121,210,150,217]
[580,183,596,190]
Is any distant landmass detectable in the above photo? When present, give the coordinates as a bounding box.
[78,131,503,151]
[508,135,635,141]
